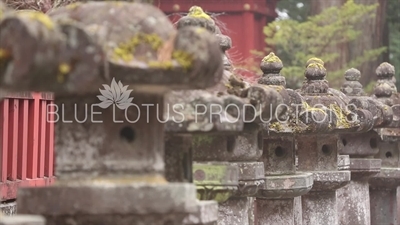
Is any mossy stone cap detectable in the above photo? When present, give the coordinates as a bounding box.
[176,5,216,33]
[304,57,326,80]
[188,6,212,20]
[376,62,395,79]
[344,68,361,81]
[260,52,283,73]
[306,57,324,67]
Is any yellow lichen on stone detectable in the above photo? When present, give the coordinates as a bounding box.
[307,62,325,70]
[262,52,281,63]
[307,57,324,66]
[59,63,71,74]
[172,50,193,70]
[17,11,55,30]
[330,103,351,128]
[112,33,164,62]
[302,101,326,114]
[148,60,174,70]
[273,85,284,92]
[269,122,283,131]
[188,6,212,20]
[66,2,83,9]
[225,83,233,89]
[56,63,71,83]
[0,48,10,59]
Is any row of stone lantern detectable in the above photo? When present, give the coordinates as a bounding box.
[161,6,399,225]
[0,3,399,225]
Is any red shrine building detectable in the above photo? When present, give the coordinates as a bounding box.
[155,0,279,65]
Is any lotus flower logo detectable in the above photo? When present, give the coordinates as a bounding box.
[97,78,134,110]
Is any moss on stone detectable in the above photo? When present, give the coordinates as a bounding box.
[148,60,174,70]
[192,134,215,148]
[307,62,325,70]
[17,11,55,30]
[188,6,212,20]
[262,52,282,63]
[269,122,283,131]
[307,57,324,66]
[66,2,83,9]
[172,50,193,70]
[330,103,351,128]
[302,101,326,114]
[112,33,164,62]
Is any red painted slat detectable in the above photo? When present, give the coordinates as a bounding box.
[17,100,29,180]
[0,99,9,182]
[38,100,47,178]
[27,93,40,178]
[7,99,19,181]
[45,101,55,177]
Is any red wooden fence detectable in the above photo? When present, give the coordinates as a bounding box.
[0,92,55,202]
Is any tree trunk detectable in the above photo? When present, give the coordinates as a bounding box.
[310,0,388,88]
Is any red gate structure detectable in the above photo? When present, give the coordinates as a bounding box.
[0,92,55,203]
[155,0,279,65]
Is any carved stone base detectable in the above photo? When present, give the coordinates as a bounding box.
[17,183,198,225]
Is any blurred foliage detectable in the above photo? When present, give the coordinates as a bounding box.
[262,0,386,89]
[276,0,310,22]
[387,0,400,90]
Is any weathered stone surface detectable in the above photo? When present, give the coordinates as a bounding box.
[0,3,224,95]
[231,162,264,197]
[217,198,250,225]
[301,191,337,225]
[338,155,350,170]
[256,199,294,225]
[164,90,244,134]
[192,124,262,161]
[184,201,218,225]
[257,173,313,199]
[339,131,380,156]
[337,181,371,225]
[370,188,399,225]
[18,183,198,225]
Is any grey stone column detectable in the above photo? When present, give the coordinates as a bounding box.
[255,136,313,225]
[336,131,382,225]
[369,138,400,225]
[368,62,400,225]
[297,135,350,225]
[192,123,265,225]
[217,124,265,225]
[164,89,246,225]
